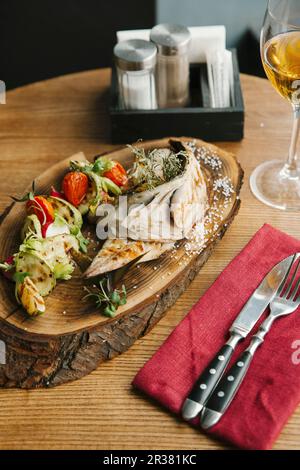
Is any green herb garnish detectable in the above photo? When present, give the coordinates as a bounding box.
[92,157,114,174]
[128,145,186,190]
[83,278,127,317]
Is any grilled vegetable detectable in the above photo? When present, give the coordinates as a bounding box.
[62,171,89,207]
[11,232,81,316]
[53,262,74,281]
[78,181,96,215]
[44,217,70,238]
[78,182,113,216]
[12,183,55,238]
[48,196,83,228]
[69,248,92,272]
[21,214,42,240]
[15,252,56,297]
[103,161,128,187]
[17,277,45,316]
[37,234,78,273]
[70,158,121,214]
[86,172,121,214]
[69,225,89,253]
[6,176,94,317]
[26,196,55,228]
[91,156,114,174]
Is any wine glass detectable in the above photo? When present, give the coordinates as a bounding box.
[250,0,300,211]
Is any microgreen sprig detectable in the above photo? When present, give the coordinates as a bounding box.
[83,278,127,317]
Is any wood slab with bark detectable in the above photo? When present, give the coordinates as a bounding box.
[0,137,243,388]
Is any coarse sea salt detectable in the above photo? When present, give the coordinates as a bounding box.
[187,141,223,171]
[212,176,234,198]
[178,142,236,259]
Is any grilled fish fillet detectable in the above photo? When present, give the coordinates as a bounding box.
[86,140,207,278]
[84,239,174,278]
[171,149,207,231]
[99,140,207,242]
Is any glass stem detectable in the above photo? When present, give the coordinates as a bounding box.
[285,108,300,175]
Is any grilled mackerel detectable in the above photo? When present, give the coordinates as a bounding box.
[84,140,207,278]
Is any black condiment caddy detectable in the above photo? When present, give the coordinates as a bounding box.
[109,49,244,143]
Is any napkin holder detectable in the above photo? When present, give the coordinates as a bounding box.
[109,49,244,143]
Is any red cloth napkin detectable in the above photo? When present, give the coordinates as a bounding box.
[133,224,300,450]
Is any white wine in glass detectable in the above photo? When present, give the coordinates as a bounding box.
[250,0,300,211]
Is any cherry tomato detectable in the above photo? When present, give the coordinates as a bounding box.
[26,196,55,227]
[103,162,128,187]
[62,172,88,207]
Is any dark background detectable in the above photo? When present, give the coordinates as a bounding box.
[0,0,156,89]
[0,0,264,90]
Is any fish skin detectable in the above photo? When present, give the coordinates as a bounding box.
[171,151,207,232]
[138,242,175,263]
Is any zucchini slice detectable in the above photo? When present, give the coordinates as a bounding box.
[15,252,56,296]
[17,277,46,316]
[48,196,83,228]
[38,234,79,271]
[21,214,42,240]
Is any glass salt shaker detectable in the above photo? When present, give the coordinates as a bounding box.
[114,39,157,110]
[150,24,191,108]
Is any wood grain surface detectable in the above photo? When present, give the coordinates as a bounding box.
[0,70,299,449]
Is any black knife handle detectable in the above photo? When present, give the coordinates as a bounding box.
[200,351,253,429]
[182,343,235,421]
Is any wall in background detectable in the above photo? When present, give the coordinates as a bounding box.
[156,0,267,47]
[1,0,268,89]
[156,0,267,76]
[1,0,155,89]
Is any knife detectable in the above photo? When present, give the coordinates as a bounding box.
[181,253,296,421]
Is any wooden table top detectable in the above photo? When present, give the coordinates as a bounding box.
[0,69,299,450]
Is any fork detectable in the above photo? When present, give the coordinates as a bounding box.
[200,254,300,430]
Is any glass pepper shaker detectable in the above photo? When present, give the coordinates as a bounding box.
[150,23,191,108]
[114,39,157,110]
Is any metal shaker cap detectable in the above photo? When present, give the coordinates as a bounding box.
[150,23,191,56]
[114,39,157,71]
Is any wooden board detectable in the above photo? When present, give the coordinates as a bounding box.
[0,137,243,388]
